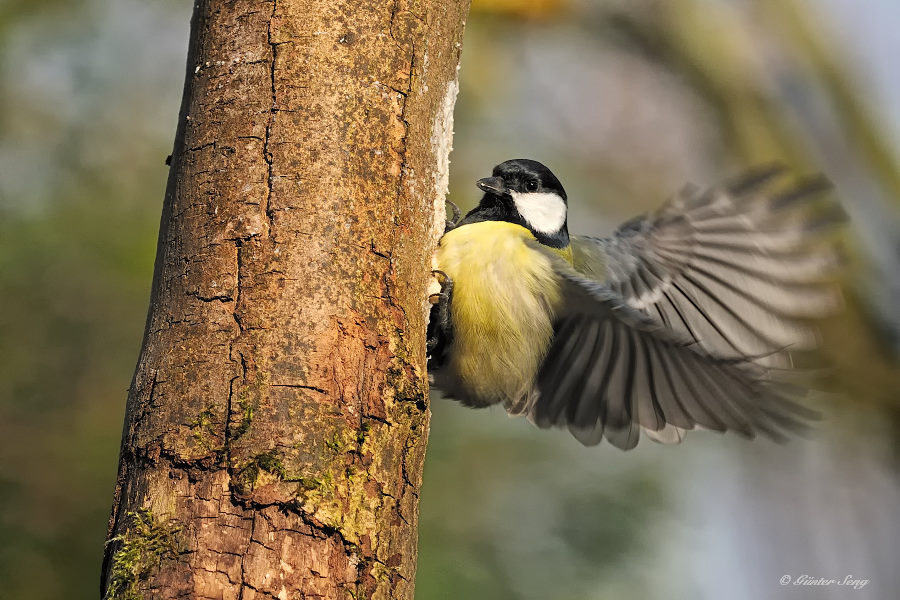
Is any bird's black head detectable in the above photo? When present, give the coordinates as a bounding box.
[462,159,569,249]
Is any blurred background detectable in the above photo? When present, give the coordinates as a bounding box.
[2,0,899,598]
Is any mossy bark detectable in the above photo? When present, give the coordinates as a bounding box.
[102,0,469,598]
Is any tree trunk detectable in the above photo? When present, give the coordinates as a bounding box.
[102,0,469,598]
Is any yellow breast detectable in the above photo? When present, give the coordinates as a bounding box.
[433,221,569,408]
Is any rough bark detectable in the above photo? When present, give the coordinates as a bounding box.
[102,0,469,598]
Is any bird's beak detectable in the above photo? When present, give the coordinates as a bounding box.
[476,176,507,196]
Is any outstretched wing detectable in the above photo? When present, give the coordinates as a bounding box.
[527,251,815,450]
[571,165,844,369]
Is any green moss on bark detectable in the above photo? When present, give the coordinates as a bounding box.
[189,405,217,448]
[105,509,181,600]
[233,448,293,495]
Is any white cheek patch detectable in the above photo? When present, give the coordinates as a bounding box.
[510,191,567,234]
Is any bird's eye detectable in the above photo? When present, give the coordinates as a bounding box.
[525,179,539,192]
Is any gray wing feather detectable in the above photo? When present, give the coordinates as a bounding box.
[572,165,844,369]
[529,248,816,448]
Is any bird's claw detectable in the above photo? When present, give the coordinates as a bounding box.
[444,200,461,232]
[429,270,453,303]
[427,270,454,357]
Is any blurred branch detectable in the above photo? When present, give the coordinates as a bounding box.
[594,1,811,168]
[471,0,569,21]
[760,0,900,210]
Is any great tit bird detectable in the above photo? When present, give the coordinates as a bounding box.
[427,159,843,450]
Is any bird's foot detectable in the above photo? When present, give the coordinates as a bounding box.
[427,270,454,356]
[428,269,453,305]
[444,200,461,233]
